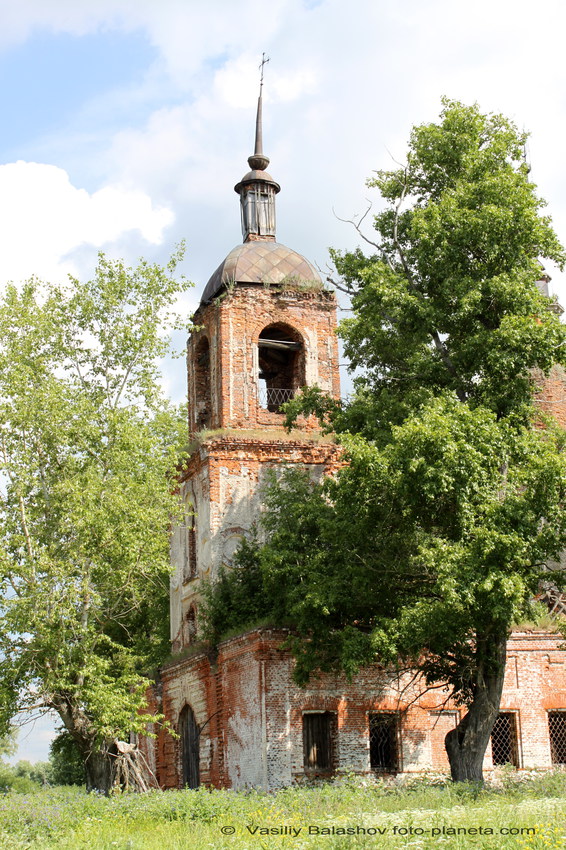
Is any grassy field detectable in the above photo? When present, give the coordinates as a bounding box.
[0,772,565,850]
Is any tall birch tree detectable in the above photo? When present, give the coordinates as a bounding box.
[0,250,189,792]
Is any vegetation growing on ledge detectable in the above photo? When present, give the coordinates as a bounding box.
[186,426,337,455]
[278,275,328,293]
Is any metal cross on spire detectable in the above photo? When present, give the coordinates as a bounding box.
[259,53,270,92]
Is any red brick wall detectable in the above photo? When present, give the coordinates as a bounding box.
[159,283,566,790]
[149,628,566,789]
[535,365,566,428]
[187,287,340,437]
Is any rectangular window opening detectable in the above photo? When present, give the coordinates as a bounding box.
[491,712,519,767]
[303,712,334,773]
[429,710,458,769]
[549,711,566,765]
[369,712,399,773]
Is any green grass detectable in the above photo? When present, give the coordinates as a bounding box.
[0,772,565,849]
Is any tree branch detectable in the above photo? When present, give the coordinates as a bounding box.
[333,202,385,254]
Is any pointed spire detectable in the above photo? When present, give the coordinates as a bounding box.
[234,54,280,243]
[249,54,270,171]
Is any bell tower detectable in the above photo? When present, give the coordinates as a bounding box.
[171,75,341,651]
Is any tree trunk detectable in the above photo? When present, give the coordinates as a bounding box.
[83,742,117,794]
[50,697,118,794]
[445,630,508,783]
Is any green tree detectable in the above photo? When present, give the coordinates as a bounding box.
[12,759,50,785]
[0,727,17,759]
[0,250,190,792]
[204,101,566,782]
[48,731,86,786]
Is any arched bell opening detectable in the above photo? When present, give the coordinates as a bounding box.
[179,703,200,789]
[258,323,305,413]
[194,337,211,429]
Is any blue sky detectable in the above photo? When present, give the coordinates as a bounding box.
[0,31,157,159]
[2,0,566,762]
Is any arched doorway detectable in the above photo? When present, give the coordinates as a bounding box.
[179,704,200,788]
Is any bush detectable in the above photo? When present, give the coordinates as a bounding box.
[0,762,41,793]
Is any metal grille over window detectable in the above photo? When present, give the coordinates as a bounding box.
[548,711,566,764]
[303,712,333,771]
[369,712,399,773]
[258,386,294,410]
[491,713,519,767]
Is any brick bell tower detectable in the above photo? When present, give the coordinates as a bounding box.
[169,77,341,651]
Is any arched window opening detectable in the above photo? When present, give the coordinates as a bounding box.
[185,605,198,645]
[179,704,200,789]
[194,337,211,429]
[182,507,198,582]
[258,324,304,413]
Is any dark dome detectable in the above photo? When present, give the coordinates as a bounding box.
[200,241,321,304]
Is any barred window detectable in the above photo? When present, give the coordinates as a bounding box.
[548,711,566,765]
[303,712,334,772]
[369,712,399,773]
[491,713,519,767]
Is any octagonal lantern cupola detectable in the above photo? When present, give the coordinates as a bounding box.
[234,77,280,242]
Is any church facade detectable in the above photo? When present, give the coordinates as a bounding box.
[145,92,566,790]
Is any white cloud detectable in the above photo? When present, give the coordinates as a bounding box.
[3,0,566,300]
[213,53,319,109]
[0,161,173,284]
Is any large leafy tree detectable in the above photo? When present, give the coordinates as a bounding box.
[0,250,189,792]
[204,101,566,782]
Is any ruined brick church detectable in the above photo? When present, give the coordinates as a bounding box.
[145,89,566,790]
